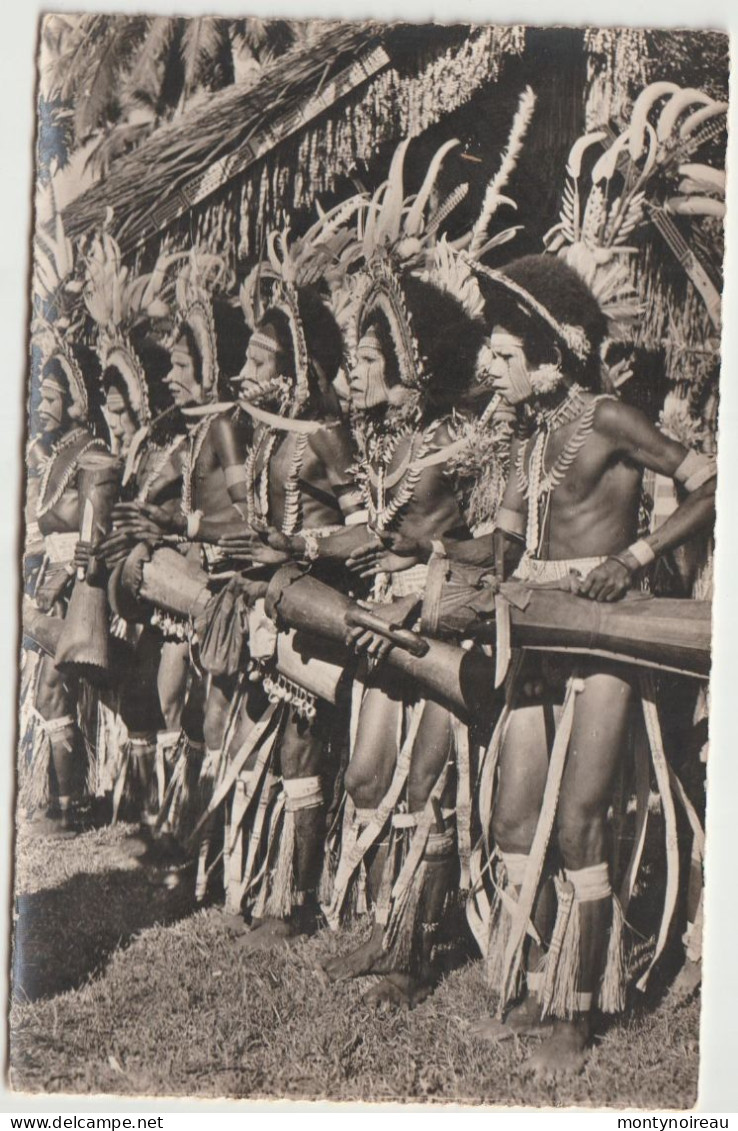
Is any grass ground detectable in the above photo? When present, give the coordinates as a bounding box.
[9,821,700,1107]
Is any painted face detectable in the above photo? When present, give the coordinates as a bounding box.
[38,380,68,434]
[483,329,533,406]
[349,334,391,411]
[163,337,202,407]
[238,338,282,405]
[102,386,137,455]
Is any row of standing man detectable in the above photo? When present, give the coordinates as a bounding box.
[22,137,715,1077]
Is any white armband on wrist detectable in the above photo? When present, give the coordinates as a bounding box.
[345,509,369,527]
[301,531,320,561]
[673,450,717,493]
[496,507,526,538]
[338,490,363,513]
[627,539,656,568]
[186,509,204,539]
[224,465,248,487]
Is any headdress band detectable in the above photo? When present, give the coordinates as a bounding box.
[249,329,282,356]
[359,327,383,352]
[41,374,68,395]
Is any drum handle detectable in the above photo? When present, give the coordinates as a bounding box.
[344,608,430,657]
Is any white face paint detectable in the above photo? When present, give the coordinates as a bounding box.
[38,380,67,434]
[238,338,281,405]
[483,329,534,406]
[349,335,391,411]
[102,386,137,455]
[163,338,202,407]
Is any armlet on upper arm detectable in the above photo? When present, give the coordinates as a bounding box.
[496,506,526,538]
[674,451,717,493]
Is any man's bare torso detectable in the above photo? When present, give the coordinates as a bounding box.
[520,398,642,560]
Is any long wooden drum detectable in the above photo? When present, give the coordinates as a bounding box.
[55,451,122,676]
[419,557,711,679]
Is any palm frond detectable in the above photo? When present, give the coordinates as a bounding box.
[122,17,175,108]
[73,16,150,142]
[180,17,230,105]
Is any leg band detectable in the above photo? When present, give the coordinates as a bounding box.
[425,827,456,859]
[283,775,322,812]
[38,713,75,735]
[565,861,611,902]
[354,807,378,824]
[500,850,531,888]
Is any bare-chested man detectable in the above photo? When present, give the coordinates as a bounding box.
[88,335,187,823]
[23,347,106,834]
[438,255,715,1075]
[295,270,487,1007]
[107,287,251,835]
[198,282,364,940]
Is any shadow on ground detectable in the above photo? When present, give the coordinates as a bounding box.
[12,843,196,1002]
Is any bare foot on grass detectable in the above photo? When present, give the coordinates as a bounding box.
[668,958,702,1003]
[322,926,391,982]
[363,973,434,1010]
[470,996,552,1042]
[523,1019,589,1078]
[234,916,294,951]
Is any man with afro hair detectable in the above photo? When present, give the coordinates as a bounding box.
[429,254,716,1075]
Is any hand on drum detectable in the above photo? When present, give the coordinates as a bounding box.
[346,531,423,579]
[99,526,159,566]
[73,540,103,583]
[577,556,633,602]
[112,501,181,535]
[73,540,93,570]
[219,525,292,566]
[346,594,421,665]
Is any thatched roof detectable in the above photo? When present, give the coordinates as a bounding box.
[63,22,384,249]
[63,21,526,263]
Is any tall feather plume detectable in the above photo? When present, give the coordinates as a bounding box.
[469,86,536,256]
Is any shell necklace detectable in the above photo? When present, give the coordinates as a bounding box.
[182,417,214,517]
[365,420,441,532]
[244,426,309,536]
[36,428,104,518]
[518,386,612,554]
[137,433,188,503]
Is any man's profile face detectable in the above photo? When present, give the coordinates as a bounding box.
[164,336,202,407]
[349,334,390,411]
[484,328,533,406]
[103,380,137,452]
[38,379,68,435]
[238,338,282,406]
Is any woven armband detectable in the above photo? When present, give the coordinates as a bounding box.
[674,450,717,493]
[496,507,526,539]
[337,489,363,514]
[626,539,656,568]
[301,531,320,561]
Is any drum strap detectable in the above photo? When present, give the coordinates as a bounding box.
[498,670,583,1014]
[636,669,679,991]
[324,697,424,930]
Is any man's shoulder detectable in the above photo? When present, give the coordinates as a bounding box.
[307,419,352,458]
[591,395,648,439]
[427,418,456,449]
[210,407,244,436]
